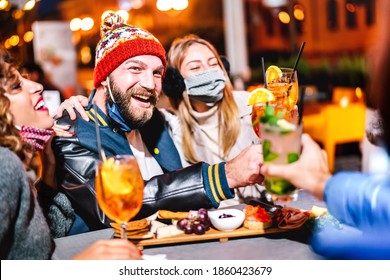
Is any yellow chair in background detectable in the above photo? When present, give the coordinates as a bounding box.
[303,102,366,172]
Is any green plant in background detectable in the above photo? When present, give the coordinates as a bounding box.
[334,55,368,87]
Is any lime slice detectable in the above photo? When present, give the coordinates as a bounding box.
[276,119,297,133]
[247,88,274,106]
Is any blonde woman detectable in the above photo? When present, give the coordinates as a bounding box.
[163,34,261,205]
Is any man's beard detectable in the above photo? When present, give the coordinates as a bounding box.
[107,78,158,129]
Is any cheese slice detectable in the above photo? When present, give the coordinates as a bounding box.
[155,225,184,239]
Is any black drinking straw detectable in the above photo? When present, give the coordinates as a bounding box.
[291,41,306,81]
[261,57,267,88]
[292,41,306,124]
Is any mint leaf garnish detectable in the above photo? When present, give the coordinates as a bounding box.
[262,140,279,162]
[260,104,284,126]
[287,152,299,163]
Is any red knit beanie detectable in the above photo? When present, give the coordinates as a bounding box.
[93,12,166,88]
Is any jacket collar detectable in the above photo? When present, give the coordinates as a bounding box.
[81,89,183,172]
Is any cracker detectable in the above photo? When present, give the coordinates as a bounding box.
[158,210,188,220]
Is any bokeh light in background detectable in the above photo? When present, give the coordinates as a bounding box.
[278,11,290,24]
[0,0,8,10]
[23,0,35,10]
[294,5,304,21]
[156,0,188,11]
[80,45,92,64]
[69,17,82,31]
[23,30,34,42]
[80,17,94,31]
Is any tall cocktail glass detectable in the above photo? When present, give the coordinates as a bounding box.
[250,66,298,138]
[96,155,144,239]
[260,106,302,202]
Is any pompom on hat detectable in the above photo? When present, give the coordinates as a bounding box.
[93,11,166,88]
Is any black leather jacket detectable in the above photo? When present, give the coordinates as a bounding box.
[53,97,234,231]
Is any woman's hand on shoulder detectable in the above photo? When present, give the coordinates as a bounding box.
[56,95,89,121]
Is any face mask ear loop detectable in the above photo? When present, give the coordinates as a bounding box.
[106,77,117,103]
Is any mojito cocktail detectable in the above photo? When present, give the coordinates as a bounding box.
[260,105,302,202]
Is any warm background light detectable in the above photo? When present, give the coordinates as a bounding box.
[23,0,35,11]
[9,35,20,46]
[69,18,82,31]
[80,17,94,31]
[80,45,92,64]
[23,30,34,42]
[0,0,8,10]
[172,0,188,10]
[12,9,24,19]
[156,0,188,12]
[278,11,290,24]
[294,6,304,21]
[156,0,170,12]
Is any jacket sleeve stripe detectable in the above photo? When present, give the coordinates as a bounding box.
[207,165,221,203]
[213,163,228,201]
[204,163,235,207]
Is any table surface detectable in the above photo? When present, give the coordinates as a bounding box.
[53,190,325,260]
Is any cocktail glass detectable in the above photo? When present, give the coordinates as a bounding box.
[266,67,298,112]
[250,67,298,138]
[260,109,302,202]
[95,155,144,239]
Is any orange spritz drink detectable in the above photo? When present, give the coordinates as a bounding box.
[248,66,298,138]
[96,155,144,239]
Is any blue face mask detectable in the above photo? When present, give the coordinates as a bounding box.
[105,77,132,132]
[106,102,132,132]
[184,69,226,104]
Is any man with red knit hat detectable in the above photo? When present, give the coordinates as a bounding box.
[53,12,264,232]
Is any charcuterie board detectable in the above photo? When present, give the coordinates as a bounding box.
[130,225,288,249]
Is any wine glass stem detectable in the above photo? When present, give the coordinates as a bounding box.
[121,222,128,239]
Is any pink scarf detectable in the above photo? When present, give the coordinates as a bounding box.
[18,125,54,151]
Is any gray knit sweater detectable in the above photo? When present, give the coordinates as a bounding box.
[0,147,53,259]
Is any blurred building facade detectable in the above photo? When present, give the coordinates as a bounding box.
[0,0,379,94]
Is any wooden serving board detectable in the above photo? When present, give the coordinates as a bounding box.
[130,226,287,249]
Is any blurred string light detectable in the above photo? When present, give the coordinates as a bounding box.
[0,0,9,10]
[262,0,287,8]
[9,34,20,46]
[7,0,37,10]
[118,0,144,11]
[23,0,35,10]
[69,17,94,31]
[80,45,92,64]
[23,30,34,42]
[278,11,290,24]
[294,4,304,21]
[156,0,188,12]
[80,17,94,31]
